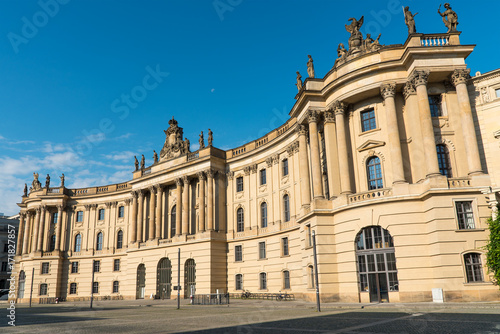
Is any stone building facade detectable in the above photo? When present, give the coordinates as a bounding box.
[13,31,500,303]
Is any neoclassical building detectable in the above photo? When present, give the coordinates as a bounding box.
[13,21,500,303]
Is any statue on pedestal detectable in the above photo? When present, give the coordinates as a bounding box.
[60,173,65,187]
[134,156,139,171]
[160,117,190,160]
[45,174,50,189]
[32,172,42,191]
[199,131,205,149]
[208,129,213,147]
[140,155,145,170]
[345,16,364,53]
[23,183,28,196]
[296,71,302,92]
[153,150,158,164]
[337,43,347,59]
[404,6,418,34]
[184,138,190,152]
[438,3,458,32]
[307,55,315,78]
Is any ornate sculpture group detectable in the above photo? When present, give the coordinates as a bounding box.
[26,172,65,195]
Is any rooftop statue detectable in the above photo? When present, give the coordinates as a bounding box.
[184,138,190,152]
[160,116,190,160]
[208,129,213,147]
[199,131,205,149]
[337,43,347,59]
[140,155,145,170]
[404,6,418,34]
[32,172,42,191]
[23,183,27,196]
[307,55,315,78]
[153,150,158,164]
[438,3,458,33]
[296,71,302,92]
[345,16,364,52]
[45,174,50,189]
[60,173,65,187]
[134,156,139,171]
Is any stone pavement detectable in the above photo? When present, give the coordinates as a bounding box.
[1,298,499,333]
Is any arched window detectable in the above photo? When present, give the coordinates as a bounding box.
[171,205,176,237]
[49,234,56,252]
[464,253,484,283]
[283,194,290,222]
[308,265,315,288]
[355,226,398,303]
[261,202,267,228]
[283,270,290,289]
[237,208,244,232]
[436,144,452,177]
[259,272,267,290]
[235,274,243,290]
[367,157,383,190]
[96,232,103,251]
[74,234,81,252]
[282,158,289,176]
[116,230,123,249]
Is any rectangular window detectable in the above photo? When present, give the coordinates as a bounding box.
[98,209,105,221]
[283,271,290,289]
[306,225,312,248]
[40,284,48,296]
[114,259,120,271]
[260,169,266,185]
[259,272,267,290]
[118,206,125,218]
[495,88,500,98]
[235,274,243,290]
[465,253,484,283]
[69,283,77,294]
[361,109,376,132]
[92,282,99,294]
[282,159,289,176]
[76,211,84,222]
[259,242,266,259]
[235,245,242,262]
[52,212,58,225]
[113,281,119,293]
[456,201,475,229]
[236,177,243,192]
[41,262,49,274]
[428,95,442,117]
[309,266,315,288]
[93,260,100,273]
[282,237,289,256]
[71,262,79,274]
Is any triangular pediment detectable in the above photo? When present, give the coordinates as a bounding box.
[357,139,385,152]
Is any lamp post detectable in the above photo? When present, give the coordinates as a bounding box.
[312,230,321,312]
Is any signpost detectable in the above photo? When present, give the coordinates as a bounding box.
[90,260,95,309]
[29,268,34,308]
[177,248,180,310]
[312,230,321,312]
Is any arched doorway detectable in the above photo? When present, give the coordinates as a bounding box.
[136,264,146,299]
[355,226,398,303]
[184,259,196,298]
[157,258,172,299]
[18,271,26,299]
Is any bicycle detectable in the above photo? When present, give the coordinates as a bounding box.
[241,290,251,299]
[276,290,289,301]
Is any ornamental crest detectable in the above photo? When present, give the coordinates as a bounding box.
[160,117,190,160]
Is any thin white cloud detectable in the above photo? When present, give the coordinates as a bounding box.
[102,151,137,162]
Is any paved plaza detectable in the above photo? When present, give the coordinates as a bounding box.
[1,299,500,333]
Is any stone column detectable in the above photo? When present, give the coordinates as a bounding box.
[54,204,64,251]
[175,178,182,235]
[182,176,189,235]
[42,206,50,251]
[297,125,312,206]
[333,101,353,194]
[148,187,156,240]
[60,208,69,252]
[207,169,215,231]
[381,83,406,184]
[137,191,144,242]
[322,111,341,197]
[413,70,441,177]
[32,207,41,252]
[16,213,25,255]
[307,111,324,199]
[155,185,163,239]
[130,191,138,244]
[451,69,483,175]
[197,172,206,232]
[22,212,31,254]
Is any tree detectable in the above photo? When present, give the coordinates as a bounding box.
[486,208,500,286]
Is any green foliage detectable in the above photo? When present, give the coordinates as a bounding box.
[485,210,500,286]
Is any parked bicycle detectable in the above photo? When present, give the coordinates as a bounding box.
[241,290,251,299]
[275,290,289,301]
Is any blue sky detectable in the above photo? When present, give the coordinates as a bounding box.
[0,0,499,215]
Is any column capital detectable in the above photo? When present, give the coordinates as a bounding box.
[307,110,319,123]
[175,178,183,186]
[182,175,190,184]
[148,186,157,194]
[451,68,471,87]
[324,110,335,123]
[20,212,26,219]
[41,205,47,212]
[380,83,396,99]
[250,164,258,174]
[286,142,299,156]
[84,204,92,210]
[57,204,65,211]
[130,190,138,199]
[243,166,251,175]
[332,101,347,115]
[205,168,216,178]
[36,207,41,213]
[272,154,280,165]
[154,184,163,192]
[265,157,273,167]
[403,81,416,99]
[296,124,308,135]
[124,198,133,205]
[412,69,430,87]
[197,171,206,181]
[226,171,234,180]
[138,190,144,199]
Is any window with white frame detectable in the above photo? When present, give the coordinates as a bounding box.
[361,109,376,132]
[92,282,99,294]
[464,253,484,283]
[114,259,120,271]
[456,201,475,229]
[71,262,78,274]
[40,283,48,295]
[113,281,119,293]
[69,283,77,294]
[41,262,49,274]
[367,156,383,190]
[259,242,266,259]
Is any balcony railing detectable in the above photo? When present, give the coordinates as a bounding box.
[348,188,391,204]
